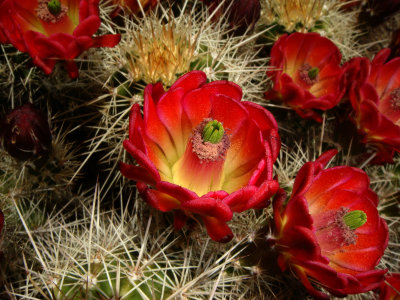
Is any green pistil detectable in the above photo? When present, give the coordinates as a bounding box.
[343,210,367,230]
[48,0,61,15]
[308,67,319,80]
[202,120,224,144]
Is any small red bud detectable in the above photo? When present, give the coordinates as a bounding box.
[1,103,52,161]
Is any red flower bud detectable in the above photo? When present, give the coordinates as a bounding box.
[1,103,52,161]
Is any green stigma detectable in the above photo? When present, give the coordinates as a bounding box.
[343,210,367,230]
[48,0,61,15]
[202,120,224,144]
[308,67,319,80]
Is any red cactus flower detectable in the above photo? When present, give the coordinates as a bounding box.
[265,32,345,122]
[0,103,52,161]
[120,71,280,243]
[378,273,400,300]
[0,0,121,78]
[270,150,388,299]
[348,49,400,163]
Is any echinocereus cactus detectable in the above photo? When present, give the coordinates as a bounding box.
[348,49,400,163]
[270,150,388,299]
[265,32,345,122]
[0,0,121,78]
[120,71,280,243]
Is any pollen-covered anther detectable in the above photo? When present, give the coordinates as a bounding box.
[299,63,319,85]
[192,118,230,162]
[36,0,68,23]
[389,88,400,111]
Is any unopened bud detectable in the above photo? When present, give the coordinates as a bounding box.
[0,103,52,161]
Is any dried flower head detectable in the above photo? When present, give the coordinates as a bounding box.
[124,14,197,86]
[263,0,324,32]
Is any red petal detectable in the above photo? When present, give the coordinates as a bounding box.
[64,60,79,78]
[223,119,265,192]
[73,15,100,37]
[291,161,315,198]
[283,195,313,232]
[245,180,279,209]
[119,161,157,186]
[156,181,198,202]
[210,94,248,136]
[156,87,186,156]
[92,34,121,47]
[169,70,207,93]
[128,104,146,152]
[181,197,233,222]
[142,189,180,212]
[241,101,278,133]
[306,166,370,213]
[181,80,242,128]
[173,210,188,230]
[144,84,178,163]
[223,186,258,212]
[122,140,161,182]
[202,216,233,243]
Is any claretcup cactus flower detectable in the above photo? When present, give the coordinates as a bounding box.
[120,71,280,242]
[378,273,400,300]
[0,103,52,161]
[0,0,121,78]
[348,49,400,163]
[270,150,388,299]
[265,32,345,122]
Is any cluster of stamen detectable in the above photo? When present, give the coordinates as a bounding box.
[389,88,400,111]
[191,118,230,162]
[36,0,68,24]
[299,63,319,85]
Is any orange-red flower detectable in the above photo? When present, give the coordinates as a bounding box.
[0,0,121,78]
[271,150,388,299]
[378,273,400,300]
[348,49,400,163]
[120,71,280,242]
[265,32,345,122]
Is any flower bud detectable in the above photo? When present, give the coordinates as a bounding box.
[0,103,52,161]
